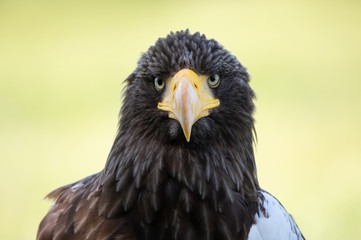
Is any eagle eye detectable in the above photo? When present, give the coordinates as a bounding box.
[154,78,165,91]
[207,74,220,88]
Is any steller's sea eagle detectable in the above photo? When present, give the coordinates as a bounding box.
[37,30,304,240]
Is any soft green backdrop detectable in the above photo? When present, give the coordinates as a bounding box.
[1,0,360,239]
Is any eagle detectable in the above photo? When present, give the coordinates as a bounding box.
[37,30,304,240]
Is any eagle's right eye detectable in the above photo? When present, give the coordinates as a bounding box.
[154,78,165,91]
[207,74,220,88]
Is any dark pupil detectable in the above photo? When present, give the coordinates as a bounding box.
[210,75,217,83]
[157,79,163,86]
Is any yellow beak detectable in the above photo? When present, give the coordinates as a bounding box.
[158,69,220,142]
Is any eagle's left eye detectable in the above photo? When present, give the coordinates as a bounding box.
[154,78,165,91]
[207,74,220,88]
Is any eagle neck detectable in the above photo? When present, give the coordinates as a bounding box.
[100,125,259,239]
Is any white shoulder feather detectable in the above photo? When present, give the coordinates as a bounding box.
[248,191,304,240]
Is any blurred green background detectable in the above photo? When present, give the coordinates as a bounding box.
[1,0,360,239]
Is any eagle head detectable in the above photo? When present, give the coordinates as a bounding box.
[119,30,255,149]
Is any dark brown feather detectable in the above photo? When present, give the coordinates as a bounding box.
[37,174,135,240]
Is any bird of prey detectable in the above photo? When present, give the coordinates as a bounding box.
[37,30,304,240]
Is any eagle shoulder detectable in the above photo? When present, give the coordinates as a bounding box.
[37,173,134,240]
[247,191,304,240]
